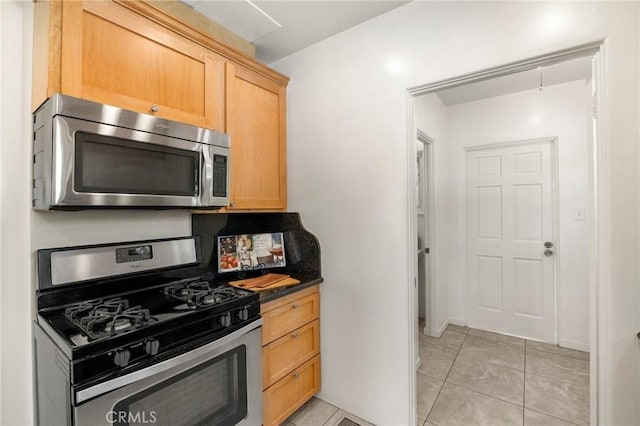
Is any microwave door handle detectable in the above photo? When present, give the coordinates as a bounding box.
[201,149,211,205]
[200,151,205,202]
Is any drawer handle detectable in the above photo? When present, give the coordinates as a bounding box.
[292,371,300,378]
[150,105,159,113]
[292,303,299,309]
[291,332,299,338]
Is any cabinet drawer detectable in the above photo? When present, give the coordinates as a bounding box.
[263,355,321,426]
[263,319,320,389]
[262,291,319,344]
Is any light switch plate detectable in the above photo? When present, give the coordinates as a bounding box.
[573,207,586,221]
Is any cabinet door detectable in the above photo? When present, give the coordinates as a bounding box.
[262,291,319,344]
[226,63,287,210]
[263,319,320,388]
[60,1,224,129]
[263,355,321,426]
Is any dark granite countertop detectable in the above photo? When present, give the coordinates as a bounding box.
[258,276,323,304]
[215,274,322,304]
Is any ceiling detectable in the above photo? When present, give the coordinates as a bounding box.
[435,56,593,106]
[178,1,591,98]
[181,0,409,64]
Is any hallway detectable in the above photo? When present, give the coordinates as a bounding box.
[418,323,589,425]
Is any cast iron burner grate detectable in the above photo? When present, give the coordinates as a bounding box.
[164,281,241,309]
[64,297,154,341]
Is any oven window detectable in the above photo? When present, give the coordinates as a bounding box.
[112,346,247,426]
[74,132,199,196]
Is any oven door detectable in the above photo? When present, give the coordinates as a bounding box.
[51,115,218,209]
[74,320,262,426]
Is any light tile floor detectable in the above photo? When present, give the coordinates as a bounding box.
[283,323,589,426]
[418,322,590,426]
[285,397,374,426]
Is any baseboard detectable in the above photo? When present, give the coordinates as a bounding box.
[558,339,590,353]
[434,319,467,337]
[448,318,466,327]
[436,320,448,337]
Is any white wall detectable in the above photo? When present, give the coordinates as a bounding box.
[0,2,191,424]
[439,80,591,350]
[414,94,449,336]
[272,2,639,425]
[1,3,33,425]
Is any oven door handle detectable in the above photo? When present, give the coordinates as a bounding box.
[75,318,262,404]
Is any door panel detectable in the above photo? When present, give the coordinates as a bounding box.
[514,151,542,174]
[477,186,502,239]
[477,255,503,311]
[514,184,543,240]
[477,155,502,176]
[513,258,544,317]
[467,140,556,342]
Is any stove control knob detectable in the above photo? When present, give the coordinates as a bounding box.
[144,339,160,356]
[220,313,232,327]
[113,349,131,368]
[238,307,249,321]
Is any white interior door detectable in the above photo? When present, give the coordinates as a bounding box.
[466,139,556,342]
[417,131,436,337]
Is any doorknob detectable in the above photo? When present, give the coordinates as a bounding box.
[544,241,554,248]
[544,249,554,257]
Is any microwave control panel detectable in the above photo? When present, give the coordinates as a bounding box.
[212,155,227,198]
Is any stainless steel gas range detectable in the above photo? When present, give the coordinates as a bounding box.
[33,236,262,426]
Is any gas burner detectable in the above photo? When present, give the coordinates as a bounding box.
[200,287,238,305]
[65,298,128,321]
[64,298,155,341]
[165,280,241,309]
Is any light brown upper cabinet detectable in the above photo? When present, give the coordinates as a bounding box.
[226,63,287,211]
[33,0,289,211]
[33,0,225,129]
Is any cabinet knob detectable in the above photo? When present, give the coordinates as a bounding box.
[291,332,299,338]
[292,302,299,309]
[150,105,159,113]
[292,371,300,378]
[229,201,235,207]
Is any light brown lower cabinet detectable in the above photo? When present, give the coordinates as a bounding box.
[263,319,320,388]
[261,285,320,426]
[263,355,321,426]
[262,289,320,344]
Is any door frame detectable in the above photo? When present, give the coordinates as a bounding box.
[417,129,436,337]
[405,40,604,426]
[463,137,560,343]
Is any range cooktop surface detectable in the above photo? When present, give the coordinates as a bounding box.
[41,278,257,348]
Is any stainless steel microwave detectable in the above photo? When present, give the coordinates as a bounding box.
[32,94,230,211]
